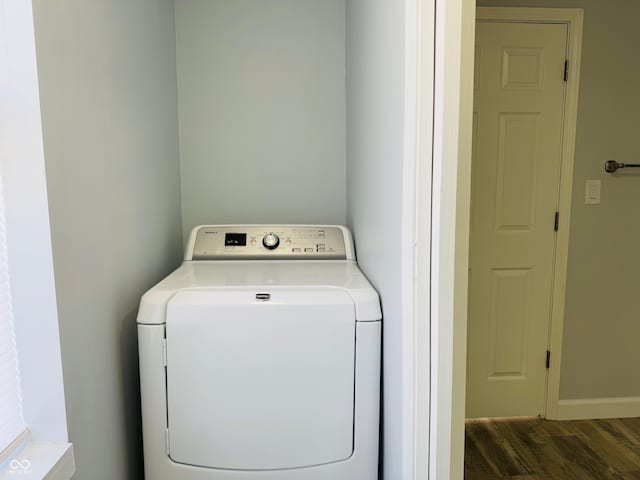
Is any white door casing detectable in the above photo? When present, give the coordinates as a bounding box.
[466,21,568,418]
[421,5,582,480]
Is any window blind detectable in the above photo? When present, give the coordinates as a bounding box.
[0,174,26,456]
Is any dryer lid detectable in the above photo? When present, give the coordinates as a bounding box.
[137,262,382,325]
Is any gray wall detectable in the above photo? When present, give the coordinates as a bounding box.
[32,1,183,479]
[175,0,347,237]
[346,1,408,478]
[476,0,640,399]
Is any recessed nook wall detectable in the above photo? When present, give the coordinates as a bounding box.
[175,0,347,236]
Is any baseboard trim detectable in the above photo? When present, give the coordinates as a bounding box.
[551,396,640,420]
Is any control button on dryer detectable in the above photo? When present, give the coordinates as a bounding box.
[262,233,280,250]
[304,248,314,252]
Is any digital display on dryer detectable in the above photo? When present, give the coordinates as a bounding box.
[224,233,247,247]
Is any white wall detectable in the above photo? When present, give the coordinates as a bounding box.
[175,0,347,237]
[475,0,640,401]
[345,1,410,478]
[31,1,183,479]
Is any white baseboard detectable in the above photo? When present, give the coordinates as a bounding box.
[551,396,640,421]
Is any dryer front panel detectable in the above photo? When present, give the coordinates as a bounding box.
[165,289,356,470]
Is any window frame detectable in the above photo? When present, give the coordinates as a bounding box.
[0,0,73,477]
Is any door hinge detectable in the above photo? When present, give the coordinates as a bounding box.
[165,429,170,455]
[564,60,569,82]
[554,212,559,231]
[162,338,168,367]
[546,350,551,369]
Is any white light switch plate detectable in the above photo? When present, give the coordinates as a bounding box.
[585,179,601,204]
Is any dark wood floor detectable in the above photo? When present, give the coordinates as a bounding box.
[465,416,640,479]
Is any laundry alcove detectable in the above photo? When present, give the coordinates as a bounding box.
[31,0,411,479]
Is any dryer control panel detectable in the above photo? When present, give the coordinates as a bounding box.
[186,225,352,260]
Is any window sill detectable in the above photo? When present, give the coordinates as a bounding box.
[0,442,74,480]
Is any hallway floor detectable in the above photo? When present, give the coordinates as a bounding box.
[465,416,640,479]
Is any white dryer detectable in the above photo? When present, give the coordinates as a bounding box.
[137,225,381,480]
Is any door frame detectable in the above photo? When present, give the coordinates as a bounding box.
[474,7,583,420]
[420,5,584,480]
[423,0,475,478]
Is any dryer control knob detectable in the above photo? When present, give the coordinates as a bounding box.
[262,233,280,250]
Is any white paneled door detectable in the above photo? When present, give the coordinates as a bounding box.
[467,21,568,418]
